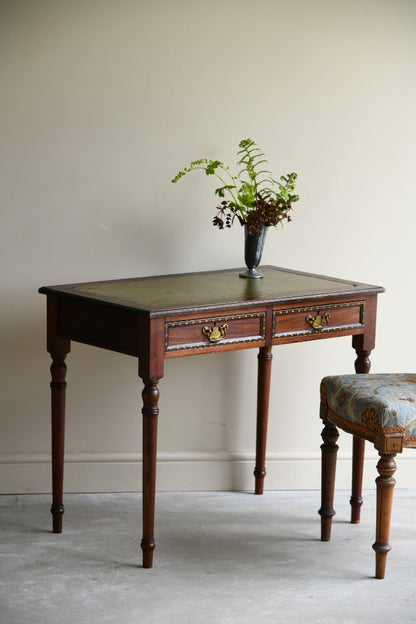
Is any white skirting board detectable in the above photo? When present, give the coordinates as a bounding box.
[2,450,416,494]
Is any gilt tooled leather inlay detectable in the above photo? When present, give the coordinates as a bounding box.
[41,267,382,314]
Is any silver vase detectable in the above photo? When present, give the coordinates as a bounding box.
[239,225,268,279]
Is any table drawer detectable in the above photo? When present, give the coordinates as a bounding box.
[165,312,266,353]
[273,300,365,340]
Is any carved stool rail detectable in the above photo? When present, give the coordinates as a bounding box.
[319,373,416,579]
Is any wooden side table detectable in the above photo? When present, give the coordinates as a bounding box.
[39,266,384,567]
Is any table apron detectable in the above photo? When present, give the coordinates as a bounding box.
[53,295,371,358]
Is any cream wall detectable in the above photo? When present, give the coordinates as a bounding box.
[1,0,415,494]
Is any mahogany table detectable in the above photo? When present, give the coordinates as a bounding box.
[39,266,384,568]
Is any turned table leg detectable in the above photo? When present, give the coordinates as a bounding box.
[254,345,273,495]
[50,354,69,533]
[140,377,160,568]
[46,296,70,534]
[350,436,365,524]
[351,340,372,523]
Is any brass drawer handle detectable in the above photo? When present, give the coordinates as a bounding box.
[306,312,330,332]
[202,323,229,342]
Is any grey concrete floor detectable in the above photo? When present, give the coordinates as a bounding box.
[1,490,416,624]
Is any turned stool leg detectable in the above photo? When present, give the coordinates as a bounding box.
[372,452,397,579]
[319,415,339,541]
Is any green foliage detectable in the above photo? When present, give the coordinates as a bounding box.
[171,139,299,235]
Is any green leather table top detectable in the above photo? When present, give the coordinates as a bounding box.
[39,266,384,315]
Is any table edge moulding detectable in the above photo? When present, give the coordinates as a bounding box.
[39,265,384,568]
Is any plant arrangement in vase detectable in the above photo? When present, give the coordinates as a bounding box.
[171,139,299,278]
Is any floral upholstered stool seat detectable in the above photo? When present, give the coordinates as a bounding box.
[318,373,416,579]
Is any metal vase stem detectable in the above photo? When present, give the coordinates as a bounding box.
[239,225,268,279]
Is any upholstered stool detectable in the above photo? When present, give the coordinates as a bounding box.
[319,373,416,579]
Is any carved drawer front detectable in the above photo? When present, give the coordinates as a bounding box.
[165,312,266,353]
[273,301,365,340]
